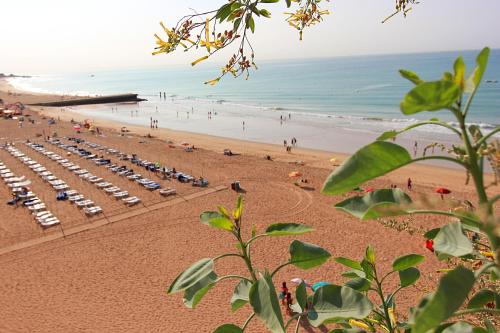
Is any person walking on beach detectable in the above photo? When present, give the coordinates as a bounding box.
[242,121,245,130]
[155,120,158,129]
[284,139,287,147]
[279,282,288,306]
[413,141,418,157]
[150,117,153,128]
[407,178,412,191]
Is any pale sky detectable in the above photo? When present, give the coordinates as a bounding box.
[1,0,499,74]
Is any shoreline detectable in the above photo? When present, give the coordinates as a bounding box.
[1,77,495,184]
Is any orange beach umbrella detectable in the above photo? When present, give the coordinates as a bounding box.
[288,171,302,178]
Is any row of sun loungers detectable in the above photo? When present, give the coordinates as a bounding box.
[10,144,103,217]
[0,156,60,227]
[60,138,189,192]
[29,142,142,207]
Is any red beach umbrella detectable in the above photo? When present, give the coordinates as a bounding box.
[364,187,375,193]
[435,187,451,200]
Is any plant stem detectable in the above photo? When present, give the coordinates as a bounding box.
[373,266,393,333]
[242,313,255,331]
[475,127,500,148]
[237,233,258,281]
[294,315,301,333]
[213,253,243,261]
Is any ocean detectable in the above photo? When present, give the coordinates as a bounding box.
[7,49,500,154]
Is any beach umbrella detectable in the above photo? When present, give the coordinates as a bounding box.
[73,124,81,131]
[435,187,451,200]
[364,187,375,193]
[311,281,331,292]
[288,171,302,178]
[181,141,190,146]
[330,157,337,162]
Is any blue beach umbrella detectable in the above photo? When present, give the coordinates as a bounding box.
[311,281,331,292]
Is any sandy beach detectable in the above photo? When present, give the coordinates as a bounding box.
[0,79,497,332]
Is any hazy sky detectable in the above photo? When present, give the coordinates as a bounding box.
[1,0,499,74]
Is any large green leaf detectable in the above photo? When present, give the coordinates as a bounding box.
[265,223,314,236]
[168,258,215,294]
[322,142,411,195]
[412,266,475,333]
[183,272,217,308]
[453,57,466,88]
[213,324,244,333]
[335,257,363,271]
[465,47,490,93]
[400,80,460,115]
[230,279,252,312]
[392,254,424,271]
[433,222,473,257]
[335,189,412,220]
[296,281,308,312]
[467,289,499,309]
[200,211,234,231]
[249,272,285,333]
[399,267,420,287]
[308,285,373,327]
[441,322,488,333]
[345,278,371,292]
[289,240,331,270]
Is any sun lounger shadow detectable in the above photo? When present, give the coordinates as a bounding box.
[301,186,315,192]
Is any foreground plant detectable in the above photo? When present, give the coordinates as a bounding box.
[167,197,379,332]
[322,47,499,332]
[154,0,418,84]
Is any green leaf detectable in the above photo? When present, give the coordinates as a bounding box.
[308,285,373,326]
[399,69,423,85]
[231,279,252,312]
[183,272,217,308]
[322,142,411,195]
[233,195,243,220]
[247,15,255,33]
[412,266,475,333]
[400,80,461,115]
[216,4,233,23]
[399,267,421,287]
[392,254,424,271]
[249,272,285,333]
[424,227,441,239]
[453,57,466,88]
[365,246,375,265]
[433,222,473,257]
[168,258,214,294]
[468,289,499,309]
[465,47,490,93]
[360,260,374,281]
[341,269,366,279]
[213,324,243,333]
[200,211,234,231]
[345,278,371,292]
[335,189,412,220]
[442,322,488,333]
[265,223,314,236]
[217,205,231,219]
[335,257,363,271]
[289,240,331,270]
[296,281,308,312]
[209,217,234,231]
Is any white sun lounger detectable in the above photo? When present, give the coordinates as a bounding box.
[65,190,78,196]
[53,184,69,190]
[83,206,103,215]
[96,182,112,188]
[28,204,46,212]
[160,188,177,196]
[123,196,141,206]
[104,186,120,194]
[89,177,103,183]
[40,218,60,228]
[69,195,84,202]
[113,191,128,198]
[76,200,94,207]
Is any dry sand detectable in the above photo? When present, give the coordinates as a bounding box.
[0,80,497,332]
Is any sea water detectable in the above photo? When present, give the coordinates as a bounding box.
[8,49,500,153]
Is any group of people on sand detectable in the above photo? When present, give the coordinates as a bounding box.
[284,137,298,153]
[150,117,159,129]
